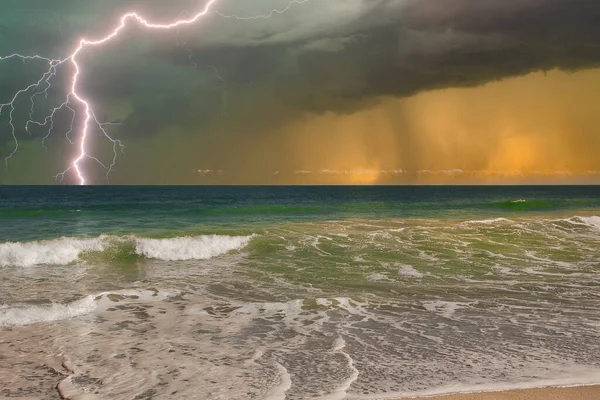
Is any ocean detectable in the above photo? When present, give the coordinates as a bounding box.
[1,186,599,399]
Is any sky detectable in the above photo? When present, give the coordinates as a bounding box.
[1,0,600,184]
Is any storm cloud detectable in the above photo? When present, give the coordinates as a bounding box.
[4,0,600,110]
[1,0,600,183]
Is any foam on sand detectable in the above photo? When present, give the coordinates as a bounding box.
[263,362,292,400]
[315,337,360,400]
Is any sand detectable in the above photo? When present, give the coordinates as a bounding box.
[411,385,600,400]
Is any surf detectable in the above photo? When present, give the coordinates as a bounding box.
[0,234,255,267]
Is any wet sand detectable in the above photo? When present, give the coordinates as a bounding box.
[412,385,600,400]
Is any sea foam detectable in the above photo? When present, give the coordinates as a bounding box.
[0,295,97,326]
[0,289,177,326]
[0,234,254,267]
[463,217,514,225]
[566,216,600,231]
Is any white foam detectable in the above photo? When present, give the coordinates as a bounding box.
[263,362,292,400]
[0,237,107,267]
[0,295,97,326]
[334,298,366,316]
[318,337,360,400]
[398,264,424,278]
[493,265,515,275]
[366,273,389,282]
[202,297,365,320]
[423,301,469,319]
[245,348,265,366]
[233,299,304,316]
[562,216,600,231]
[463,218,514,225]
[134,235,254,261]
[316,298,332,307]
[332,337,346,352]
[0,289,177,326]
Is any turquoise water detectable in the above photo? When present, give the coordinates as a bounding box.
[1,186,599,399]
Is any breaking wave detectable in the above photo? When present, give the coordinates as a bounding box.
[0,234,255,267]
[0,237,107,267]
[134,235,254,261]
[561,216,600,231]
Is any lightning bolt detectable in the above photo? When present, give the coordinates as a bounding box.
[0,0,310,185]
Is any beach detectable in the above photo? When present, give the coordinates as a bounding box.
[1,186,599,398]
[420,385,600,400]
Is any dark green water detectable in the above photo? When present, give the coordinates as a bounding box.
[2,186,600,241]
[0,186,599,399]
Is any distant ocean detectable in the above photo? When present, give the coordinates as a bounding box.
[1,186,599,399]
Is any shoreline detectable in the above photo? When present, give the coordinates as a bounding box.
[402,385,600,400]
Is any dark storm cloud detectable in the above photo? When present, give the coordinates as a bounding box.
[137,0,600,116]
[283,0,600,109]
[355,0,600,95]
[2,0,600,145]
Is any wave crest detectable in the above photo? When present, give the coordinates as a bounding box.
[561,216,600,231]
[135,235,254,261]
[0,234,254,267]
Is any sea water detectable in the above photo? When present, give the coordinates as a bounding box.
[0,186,599,399]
